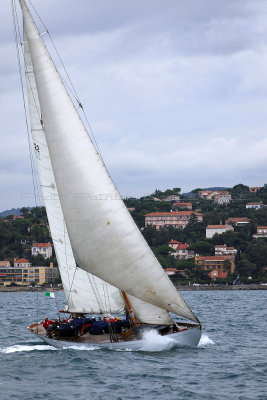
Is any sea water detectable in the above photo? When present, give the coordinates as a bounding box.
[0,290,266,400]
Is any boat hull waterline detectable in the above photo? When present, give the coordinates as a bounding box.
[28,323,202,350]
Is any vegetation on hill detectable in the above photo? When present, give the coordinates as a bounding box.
[0,207,57,266]
[125,184,267,283]
[1,183,267,283]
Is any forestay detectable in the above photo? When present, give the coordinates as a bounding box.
[20,0,198,323]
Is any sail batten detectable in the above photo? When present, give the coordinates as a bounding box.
[20,0,198,323]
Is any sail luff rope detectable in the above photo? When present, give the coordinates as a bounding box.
[14,1,49,245]
[12,0,39,210]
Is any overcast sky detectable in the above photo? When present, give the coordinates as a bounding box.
[1,0,267,211]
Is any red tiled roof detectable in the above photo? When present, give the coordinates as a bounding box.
[246,202,263,205]
[15,258,29,263]
[32,242,52,248]
[206,225,228,229]
[168,240,181,244]
[257,226,267,229]
[176,244,189,250]
[173,202,192,206]
[145,211,202,216]
[226,217,249,223]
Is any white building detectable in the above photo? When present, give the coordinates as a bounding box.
[214,194,231,205]
[145,211,203,230]
[206,225,234,239]
[31,242,53,259]
[225,217,249,226]
[246,202,264,210]
[253,226,267,238]
[163,195,181,202]
[215,244,237,256]
[14,258,31,268]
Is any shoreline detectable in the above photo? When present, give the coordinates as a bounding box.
[175,283,267,291]
[0,284,266,292]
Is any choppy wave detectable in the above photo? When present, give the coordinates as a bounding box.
[0,344,56,354]
[139,329,177,352]
[62,344,99,351]
[198,333,215,347]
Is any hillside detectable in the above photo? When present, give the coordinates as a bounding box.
[1,184,267,284]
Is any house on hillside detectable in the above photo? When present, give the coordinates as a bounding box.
[225,217,249,226]
[253,226,267,238]
[168,240,182,250]
[31,242,53,259]
[168,242,194,260]
[145,211,203,230]
[165,268,177,276]
[14,258,31,268]
[198,190,231,202]
[206,224,234,239]
[163,195,181,202]
[12,215,24,220]
[246,202,264,210]
[214,193,231,205]
[249,187,261,193]
[198,190,214,200]
[172,202,192,210]
[0,260,11,268]
[195,255,235,277]
[215,244,237,256]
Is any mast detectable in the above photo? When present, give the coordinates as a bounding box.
[19,0,199,323]
[121,291,139,327]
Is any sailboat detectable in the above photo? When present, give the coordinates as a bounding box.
[16,0,202,349]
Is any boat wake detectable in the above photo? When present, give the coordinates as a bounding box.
[0,344,56,354]
[62,345,99,351]
[198,333,215,347]
[139,329,177,352]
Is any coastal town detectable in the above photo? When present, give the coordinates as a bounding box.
[0,183,267,287]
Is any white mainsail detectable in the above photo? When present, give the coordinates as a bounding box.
[23,20,173,325]
[23,27,124,314]
[20,0,198,323]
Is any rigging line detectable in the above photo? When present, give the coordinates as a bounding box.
[13,1,43,213]
[28,0,107,168]
[28,0,81,103]
[18,18,50,244]
[63,222,77,308]
[103,280,112,314]
[11,0,39,210]
[88,274,105,312]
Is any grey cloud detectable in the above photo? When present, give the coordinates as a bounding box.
[0,0,267,210]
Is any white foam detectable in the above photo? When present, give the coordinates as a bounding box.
[139,329,176,352]
[0,344,56,354]
[62,345,98,351]
[198,333,215,347]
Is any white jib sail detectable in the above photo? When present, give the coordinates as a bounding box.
[20,0,198,323]
[23,27,124,315]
